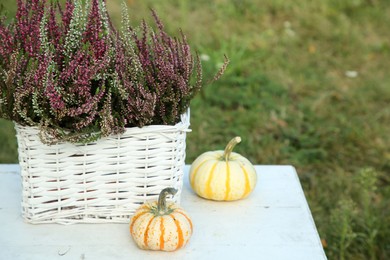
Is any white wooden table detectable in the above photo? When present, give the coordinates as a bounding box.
[0,164,327,260]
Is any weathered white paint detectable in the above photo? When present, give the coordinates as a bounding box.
[0,165,327,260]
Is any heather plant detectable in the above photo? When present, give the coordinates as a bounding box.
[113,4,228,127]
[118,7,201,125]
[0,0,113,143]
[0,0,228,144]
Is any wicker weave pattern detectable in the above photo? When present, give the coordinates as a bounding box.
[15,112,190,224]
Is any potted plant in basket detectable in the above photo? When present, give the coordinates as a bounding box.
[0,0,228,224]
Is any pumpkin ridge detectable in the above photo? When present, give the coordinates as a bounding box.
[159,217,165,250]
[143,217,155,248]
[224,161,231,200]
[175,210,193,232]
[205,162,219,198]
[241,165,251,198]
[172,215,184,250]
[130,211,149,234]
[190,160,208,187]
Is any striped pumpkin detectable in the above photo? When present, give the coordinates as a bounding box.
[189,136,257,201]
[129,188,193,251]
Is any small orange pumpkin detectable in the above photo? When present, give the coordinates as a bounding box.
[129,188,193,251]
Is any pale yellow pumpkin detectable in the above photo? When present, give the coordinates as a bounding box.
[189,137,257,201]
[129,188,193,251]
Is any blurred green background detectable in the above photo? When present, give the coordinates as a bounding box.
[1,0,390,258]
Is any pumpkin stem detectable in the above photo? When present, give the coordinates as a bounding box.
[222,136,241,161]
[157,187,178,214]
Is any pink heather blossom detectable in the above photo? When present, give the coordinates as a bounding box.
[84,0,107,59]
[0,1,227,144]
[62,0,74,32]
[0,19,14,61]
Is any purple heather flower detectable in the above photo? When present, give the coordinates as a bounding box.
[1,1,227,144]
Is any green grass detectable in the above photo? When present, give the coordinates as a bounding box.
[1,0,390,258]
[0,119,17,163]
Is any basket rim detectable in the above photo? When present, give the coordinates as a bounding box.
[14,109,190,137]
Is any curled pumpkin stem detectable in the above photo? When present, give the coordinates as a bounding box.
[222,136,241,161]
[157,187,178,214]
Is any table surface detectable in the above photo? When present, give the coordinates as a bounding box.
[0,164,327,260]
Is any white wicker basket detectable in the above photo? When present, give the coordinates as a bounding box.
[15,111,190,224]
